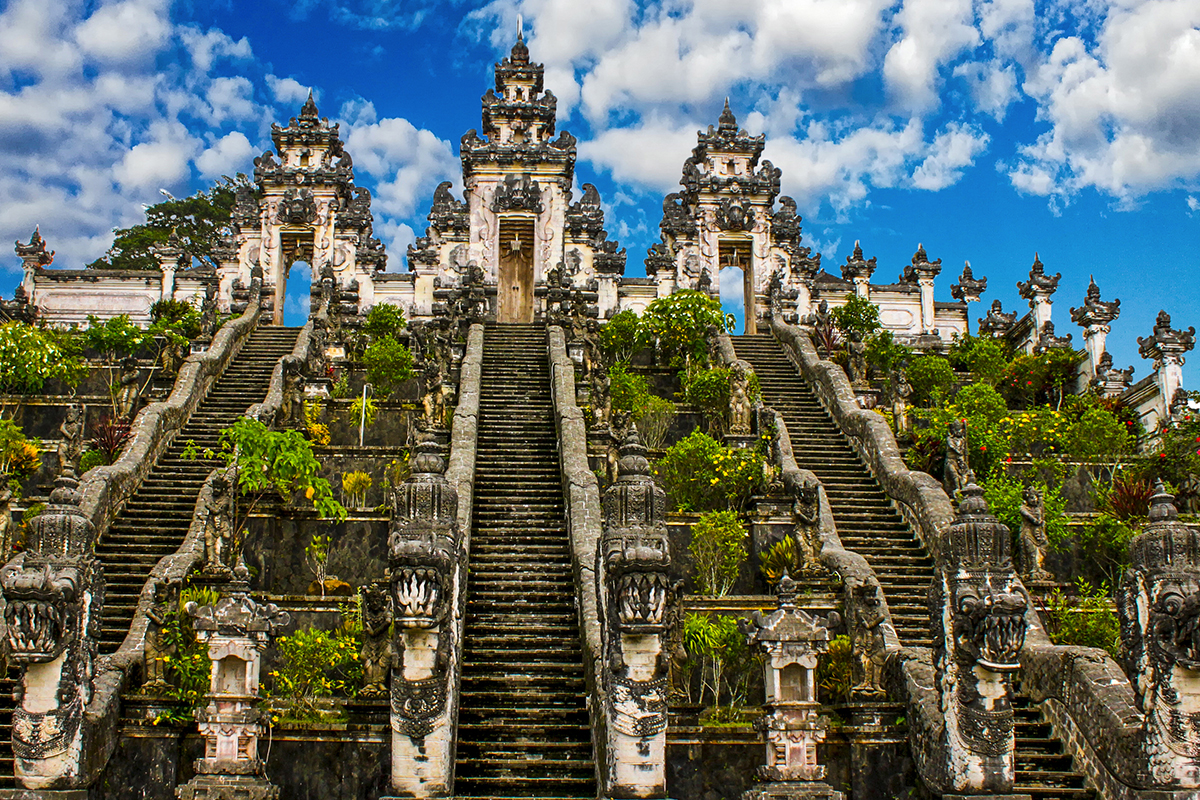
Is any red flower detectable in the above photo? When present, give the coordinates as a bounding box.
[980,445,988,452]
[1161,453,1168,458]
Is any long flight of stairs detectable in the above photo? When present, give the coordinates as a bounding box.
[733,333,1094,799]
[95,326,299,654]
[454,323,595,799]
[732,334,933,644]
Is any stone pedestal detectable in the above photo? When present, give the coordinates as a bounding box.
[741,781,844,800]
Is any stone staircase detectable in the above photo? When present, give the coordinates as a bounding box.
[1014,696,1096,799]
[732,334,933,644]
[94,326,299,655]
[0,667,17,788]
[733,333,1095,798]
[454,323,595,799]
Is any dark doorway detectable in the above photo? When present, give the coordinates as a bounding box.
[498,217,535,323]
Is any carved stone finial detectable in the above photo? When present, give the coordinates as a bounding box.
[1017,252,1061,299]
[978,299,1017,337]
[951,260,987,303]
[842,240,877,283]
[1138,310,1196,361]
[300,89,319,119]
[15,227,54,270]
[901,242,942,283]
[719,97,737,131]
[1149,479,1179,522]
[1070,275,1121,327]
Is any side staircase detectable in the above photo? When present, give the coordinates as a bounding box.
[95,326,299,654]
[732,333,1095,800]
[454,323,595,799]
[732,334,933,644]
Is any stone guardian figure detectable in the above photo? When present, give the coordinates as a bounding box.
[1019,485,1052,582]
[943,418,968,499]
[57,404,84,477]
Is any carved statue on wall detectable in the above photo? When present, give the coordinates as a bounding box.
[114,358,141,423]
[1019,485,1052,582]
[848,582,888,697]
[890,364,911,437]
[592,365,612,431]
[421,358,448,431]
[729,360,754,436]
[792,479,821,574]
[199,282,218,340]
[0,484,12,560]
[664,579,689,703]
[846,331,867,387]
[142,583,176,691]
[202,474,234,575]
[57,404,84,478]
[943,418,968,499]
[358,582,391,697]
[280,356,304,429]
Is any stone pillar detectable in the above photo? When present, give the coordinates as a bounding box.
[1016,254,1061,353]
[0,466,103,790]
[741,575,842,800]
[385,433,463,797]
[950,260,986,305]
[1069,277,1120,389]
[1138,311,1196,427]
[902,244,941,335]
[176,579,290,800]
[840,241,875,301]
[155,235,184,303]
[599,427,671,797]
[15,227,55,306]
[1117,482,1200,784]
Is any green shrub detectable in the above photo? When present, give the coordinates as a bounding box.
[152,586,217,724]
[79,449,108,474]
[759,536,796,587]
[829,295,881,340]
[0,420,42,481]
[681,366,731,432]
[268,627,361,721]
[609,363,652,414]
[654,430,763,512]
[864,330,911,377]
[638,290,731,367]
[1044,580,1120,658]
[689,510,748,596]
[599,309,639,364]
[0,322,86,394]
[953,383,1009,426]
[1076,514,1137,589]
[683,612,756,712]
[907,354,954,407]
[362,335,415,397]
[1000,350,1081,409]
[633,395,676,450]
[149,299,201,339]
[817,634,853,704]
[364,303,406,340]
[949,333,1009,385]
[219,418,346,521]
[1067,407,1132,459]
[348,395,378,427]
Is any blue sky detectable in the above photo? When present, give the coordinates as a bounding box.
[0,0,1197,381]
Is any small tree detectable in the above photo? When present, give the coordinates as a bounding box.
[830,295,881,340]
[906,354,955,407]
[268,627,361,721]
[363,304,406,340]
[0,322,86,397]
[362,335,415,397]
[689,509,747,596]
[599,309,639,364]
[638,290,732,367]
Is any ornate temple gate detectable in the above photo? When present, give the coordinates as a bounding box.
[498,216,535,323]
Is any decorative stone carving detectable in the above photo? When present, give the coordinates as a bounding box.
[1138,310,1196,428]
[142,582,175,691]
[278,187,319,226]
[491,174,544,214]
[847,582,887,698]
[358,582,391,697]
[115,357,141,423]
[591,365,612,431]
[176,581,289,800]
[280,355,304,428]
[386,432,463,795]
[741,575,842,800]
[202,473,235,576]
[428,181,468,236]
[1019,485,1052,582]
[1117,482,1200,783]
[0,466,103,789]
[0,484,12,560]
[978,299,1017,338]
[57,403,84,478]
[729,360,755,436]
[943,418,968,499]
[1091,351,1134,398]
[1017,253,1061,333]
[890,364,911,438]
[902,244,942,334]
[791,479,821,575]
[841,240,876,297]
[950,260,987,303]
[1034,320,1072,353]
[1070,277,1120,378]
[16,227,54,271]
[598,427,672,796]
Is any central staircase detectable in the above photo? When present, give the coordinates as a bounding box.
[95,326,299,654]
[733,333,1095,799]
[454,323,595,799]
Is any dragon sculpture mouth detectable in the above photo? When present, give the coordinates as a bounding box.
[1151,584,1200,672]
[614,571,669,630]
[1,562,80,663]
[955,585,1027,672]
[391,566,445,627]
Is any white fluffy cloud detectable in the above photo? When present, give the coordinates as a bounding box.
[196,131,256,179]
[578,116,699,194]
[267,74,312,106]
[911,123,990,189]
[341,102,461,220]
[1012,0,1200,199]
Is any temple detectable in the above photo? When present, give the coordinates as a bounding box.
[0,33,1197,800]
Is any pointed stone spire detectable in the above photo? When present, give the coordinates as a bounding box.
[951,259,987,303]
[718,97,738,132]
[299,89,319,119]
[510,23,529,62]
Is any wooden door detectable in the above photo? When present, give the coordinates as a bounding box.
[498,217,535,323]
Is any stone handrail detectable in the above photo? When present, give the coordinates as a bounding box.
[770,318,954,562]
[83,465,230,786]
[546,325,608,790]
[79,278,262,540]
[444,322,483,788]
[717,331,902,649]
